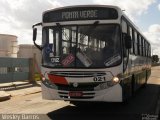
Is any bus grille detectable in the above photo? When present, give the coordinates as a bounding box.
[49,71,106,77]
[56,83,99,91]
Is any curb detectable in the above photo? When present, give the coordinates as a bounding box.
[0,91,11,102]
[0,88,42,101]
[7,87,42,97]
[0,82,42,102]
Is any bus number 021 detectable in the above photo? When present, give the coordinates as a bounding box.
[93,77,106,82]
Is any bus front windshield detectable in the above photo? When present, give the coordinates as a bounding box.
[42,24,121,68]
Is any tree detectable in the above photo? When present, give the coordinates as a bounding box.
[152,55,159,63]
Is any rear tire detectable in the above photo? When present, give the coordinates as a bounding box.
[142,71,148,88]
[131,76,135,97]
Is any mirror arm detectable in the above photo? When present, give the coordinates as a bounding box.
[32,22,42,51]
[32,23,42,28]
[34,41,42,50]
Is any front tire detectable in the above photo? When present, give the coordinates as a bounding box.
[70,101,92,107]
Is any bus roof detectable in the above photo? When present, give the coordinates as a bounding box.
[43,5,121,14]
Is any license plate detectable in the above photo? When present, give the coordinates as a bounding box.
[69,91,83,97]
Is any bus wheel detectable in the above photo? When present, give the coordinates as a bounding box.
[131,76,135,97]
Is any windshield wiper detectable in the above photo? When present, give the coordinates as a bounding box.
[79,21,99,41]
[56,22,71,41]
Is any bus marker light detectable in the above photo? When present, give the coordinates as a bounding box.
[48,74,68,85]
[112,77,120,83]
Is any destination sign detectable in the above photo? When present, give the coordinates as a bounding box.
[62,10,98,20]
[43,7,118,22]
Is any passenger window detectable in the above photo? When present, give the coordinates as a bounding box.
[134,31,138,55]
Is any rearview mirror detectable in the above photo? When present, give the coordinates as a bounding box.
[33,28,37,42]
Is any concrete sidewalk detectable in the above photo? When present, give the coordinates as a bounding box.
[0,81,41,101]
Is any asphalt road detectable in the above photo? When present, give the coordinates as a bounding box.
[47,84,160,120]
[0,66,160,120]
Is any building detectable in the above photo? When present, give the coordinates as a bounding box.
[17,44,41,67]
[0,34,18,57]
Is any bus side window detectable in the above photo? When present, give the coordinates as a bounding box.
[144,40,146,57]
[144,41,146,57]
[146,42,148,57]
[140,37,142,56]
[122,19,128,57]
[132,28,135,54]
[148,44,151,57]
[138,35,142,56]
[137,34,140,55]
[134,31,138,55]
[149,45,151,57]
[142,38,145,56]
[143,40,146,57]
[128,26,134,54]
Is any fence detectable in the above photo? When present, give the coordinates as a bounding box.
[0,57,35,83]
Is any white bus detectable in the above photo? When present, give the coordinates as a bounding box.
[32,5,151,103]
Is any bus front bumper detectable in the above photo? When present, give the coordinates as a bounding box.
[41,82,123,102]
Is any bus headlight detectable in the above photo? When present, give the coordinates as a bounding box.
[42,77,46,81]
[112,76,120,83]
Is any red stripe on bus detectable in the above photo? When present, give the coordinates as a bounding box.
[48,74,68,85]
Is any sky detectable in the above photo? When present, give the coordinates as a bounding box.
[0,0,160,56]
